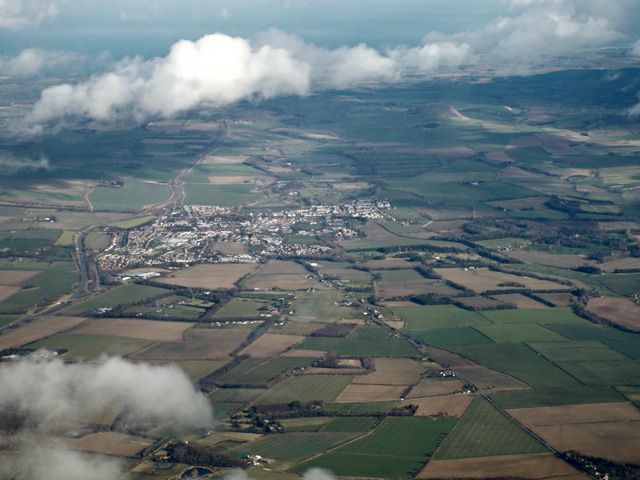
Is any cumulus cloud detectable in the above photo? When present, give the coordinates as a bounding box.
[0,152,50,174]
[27,30,471,126]
[27,33,311,125]
[0,49,91,77]
[433,1,621,65]
[0,355,213,431]
[2,446,123,480]
[0,0,58,30]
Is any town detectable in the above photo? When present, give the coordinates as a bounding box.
[98,200,391,272]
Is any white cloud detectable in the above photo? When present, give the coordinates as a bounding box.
[631,39,640,56]
[28,33,311,125]
[3,447,123,480]
[0,152,50,173]
[434,2,621,65]
[392,42,473,73]
[0,355,214,480]
[0,49,89,77]
[28,30,472,126]
[255,29,399,88]
[0,355,213,431]
[0,0,58,30]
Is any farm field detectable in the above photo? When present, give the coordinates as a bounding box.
[133,327,252,360]
[299,325,419,357]
[242,260,327,291]
[490,385,626,409]
[67,432,152,457]
[298,417,457,478]
[0,315,87,350]
[450,344,580,388]
[508,402,640,463]
[231,432,357,462]
[406,394,474,417]
[375,269,459,298]
[434,397,547,459]
[157,263,257,290]
[239,333,306,357]
[28,333,153,359]
[585,296,640,332]
[212,298,271,319]
[418,453,581,479]
[214,356,313,385]
[63,284,168,315]
[392,305,490,331]
[434,268,570,293]
[72,318,194,341]
[253,375,354,405]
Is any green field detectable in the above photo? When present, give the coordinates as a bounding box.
[452,343,581,388]
[393,305,491,331]
[232,432,356,461]
[253,375,354,405]
[291,290,358,323]
[209,388,267,404]
[280,417,334,432]
[529,340,630,362]
[90,180,171,212]
[63,284,169,315]
[474,324,568,343]
[0,315,19,328]
[479,308,585,325]
[321,416,380,433]
[299,325,419,357]
[299,417,456,478]
[408,327,493,347]
[490,386,627,409]
[323,402,399,415]
[555,359,640,386]
[184,184,259,206]
[215,357,314,385]
[28,333,152,359]
[0,263,78,314]
[597,273,640,296]
[434,397,547,459]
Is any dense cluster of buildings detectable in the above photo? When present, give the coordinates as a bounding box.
[97,200,390,272]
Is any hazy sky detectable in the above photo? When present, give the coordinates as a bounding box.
[0,0,512,56]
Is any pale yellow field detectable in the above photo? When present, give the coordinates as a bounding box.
[0,286,21,301]
[73,318,195,341]
[352,358,424,386]
[418,453,582,479]
[157,263,257,290]
[239,333,306,357]
[67,432,152,457]
[586,296,640,332]
[407,380,465,399]
[0,270,39,286]
[336,383,408,403]
[134,327,251,360]
[0,316,87,350]
[435,267,570,293]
